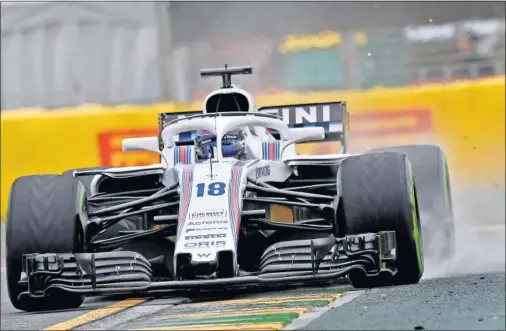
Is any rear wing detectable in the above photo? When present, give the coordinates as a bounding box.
[157,101,349,152]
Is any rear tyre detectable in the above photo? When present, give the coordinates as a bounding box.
[6,175,86,311]
[368,145,455,261]
[337,152,424,288]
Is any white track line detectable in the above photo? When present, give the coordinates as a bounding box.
[282,291,364,330]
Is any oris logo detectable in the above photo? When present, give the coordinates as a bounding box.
[184,241,227,248]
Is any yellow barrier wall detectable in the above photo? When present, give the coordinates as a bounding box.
[1,78,504,219]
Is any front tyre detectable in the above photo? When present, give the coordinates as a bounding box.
[337,152,424,288]
[6,175,85,311]
[368,144,455,262]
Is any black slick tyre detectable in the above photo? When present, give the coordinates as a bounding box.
[6,175,86,312]
[337,152,424,288]
[368,144,455,261]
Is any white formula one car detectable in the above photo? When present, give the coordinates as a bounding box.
[5,65,455,311]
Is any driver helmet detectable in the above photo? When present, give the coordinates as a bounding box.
[195,129,246,161]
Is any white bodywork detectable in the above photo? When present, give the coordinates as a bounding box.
[173,161,248,267]
[97,86,348,275]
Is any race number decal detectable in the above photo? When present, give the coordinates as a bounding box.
[196,182,226,197]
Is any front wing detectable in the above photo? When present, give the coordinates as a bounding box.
[17,231,396,300]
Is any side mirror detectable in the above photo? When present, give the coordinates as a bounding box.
[288,127,325,143]
[122,137,160,153]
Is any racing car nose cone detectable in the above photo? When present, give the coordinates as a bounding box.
[174,162,244,278]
